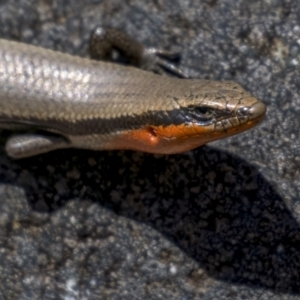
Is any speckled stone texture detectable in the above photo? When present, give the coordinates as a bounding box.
[0,0,299,299]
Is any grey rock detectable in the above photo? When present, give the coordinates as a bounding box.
[0,0,299,299]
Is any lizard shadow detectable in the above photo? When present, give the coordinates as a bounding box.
[1,145,300,294]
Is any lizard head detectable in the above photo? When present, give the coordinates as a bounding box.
[127,80,266,154]
[165,80,266,149]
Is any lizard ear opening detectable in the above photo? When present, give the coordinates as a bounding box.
[147,126,158,138]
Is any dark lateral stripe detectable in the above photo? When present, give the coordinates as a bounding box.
[0,108,190,136]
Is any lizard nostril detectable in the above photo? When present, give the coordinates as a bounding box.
[237,106,249,116]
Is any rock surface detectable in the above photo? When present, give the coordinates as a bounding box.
[0,0,299,299]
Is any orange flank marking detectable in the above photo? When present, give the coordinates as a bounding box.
[109,114,264,154]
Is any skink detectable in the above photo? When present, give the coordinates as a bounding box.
[0,28,266,158]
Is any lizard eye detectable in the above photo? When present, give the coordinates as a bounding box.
[187,106,215,124]
[195,106,210,116]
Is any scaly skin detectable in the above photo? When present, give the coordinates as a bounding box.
[0,38,266,158]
